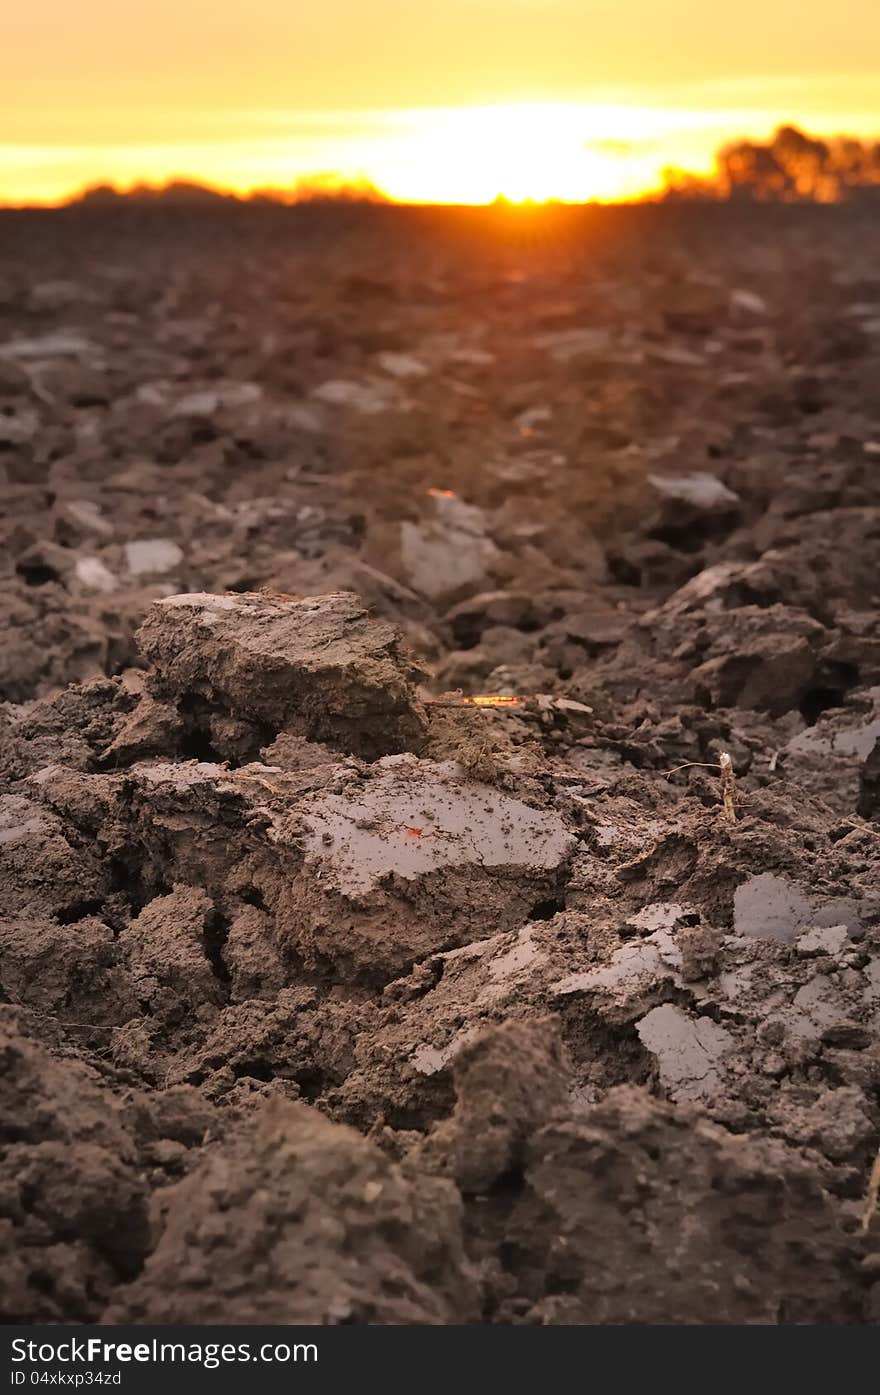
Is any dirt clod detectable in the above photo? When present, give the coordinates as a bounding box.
[138,590,427,760]
[106,1099,478,1324]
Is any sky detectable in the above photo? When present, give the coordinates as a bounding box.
[3,0,880,204]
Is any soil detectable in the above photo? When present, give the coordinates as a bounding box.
[2,200,880,1325]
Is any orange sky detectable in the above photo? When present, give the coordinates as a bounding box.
[3,1,880,204]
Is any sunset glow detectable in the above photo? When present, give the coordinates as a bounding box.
[3,2,880,205]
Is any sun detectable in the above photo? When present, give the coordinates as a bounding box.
[456,105,613,203]
[374,103,651,204]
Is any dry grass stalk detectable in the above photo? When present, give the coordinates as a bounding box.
[425,693,592,715]
[862,1147,880,1233]
[664,755,737,823]
[718,752,737,823]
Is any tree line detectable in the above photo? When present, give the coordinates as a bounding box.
[664,124,880,202]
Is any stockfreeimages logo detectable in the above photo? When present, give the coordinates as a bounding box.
[10,1338,317,1373]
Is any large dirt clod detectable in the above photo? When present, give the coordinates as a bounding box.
[104,755,576,985]
[505,1086,865,1325]
[106,1098,478,1324]
[136,590,427,759]
[0,1016,151,1323]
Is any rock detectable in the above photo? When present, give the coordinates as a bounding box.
[27,280,85,312]
[646,471,742,545]
[310,378,400,414]
[648,471,740,512]
[376,351,429,378]
[171,382,262,417]
[0,330,96,360]
[124,539,184,576]
[535,327,612,361]
[730,288,769,316]
[136,590,427,759]
[400,493,501,604]
[74,557,118,593]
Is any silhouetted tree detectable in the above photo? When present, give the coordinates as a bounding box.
[688,124,880,203]
[719,141,789,200]
[290,174,388,204]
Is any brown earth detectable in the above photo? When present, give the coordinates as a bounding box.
[1,201,880,1324]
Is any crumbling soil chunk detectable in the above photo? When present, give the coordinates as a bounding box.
[137,590,426,760]
[107,1099,477,1324]
[0,1016,150,1322]
[508,1087,863,1324]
